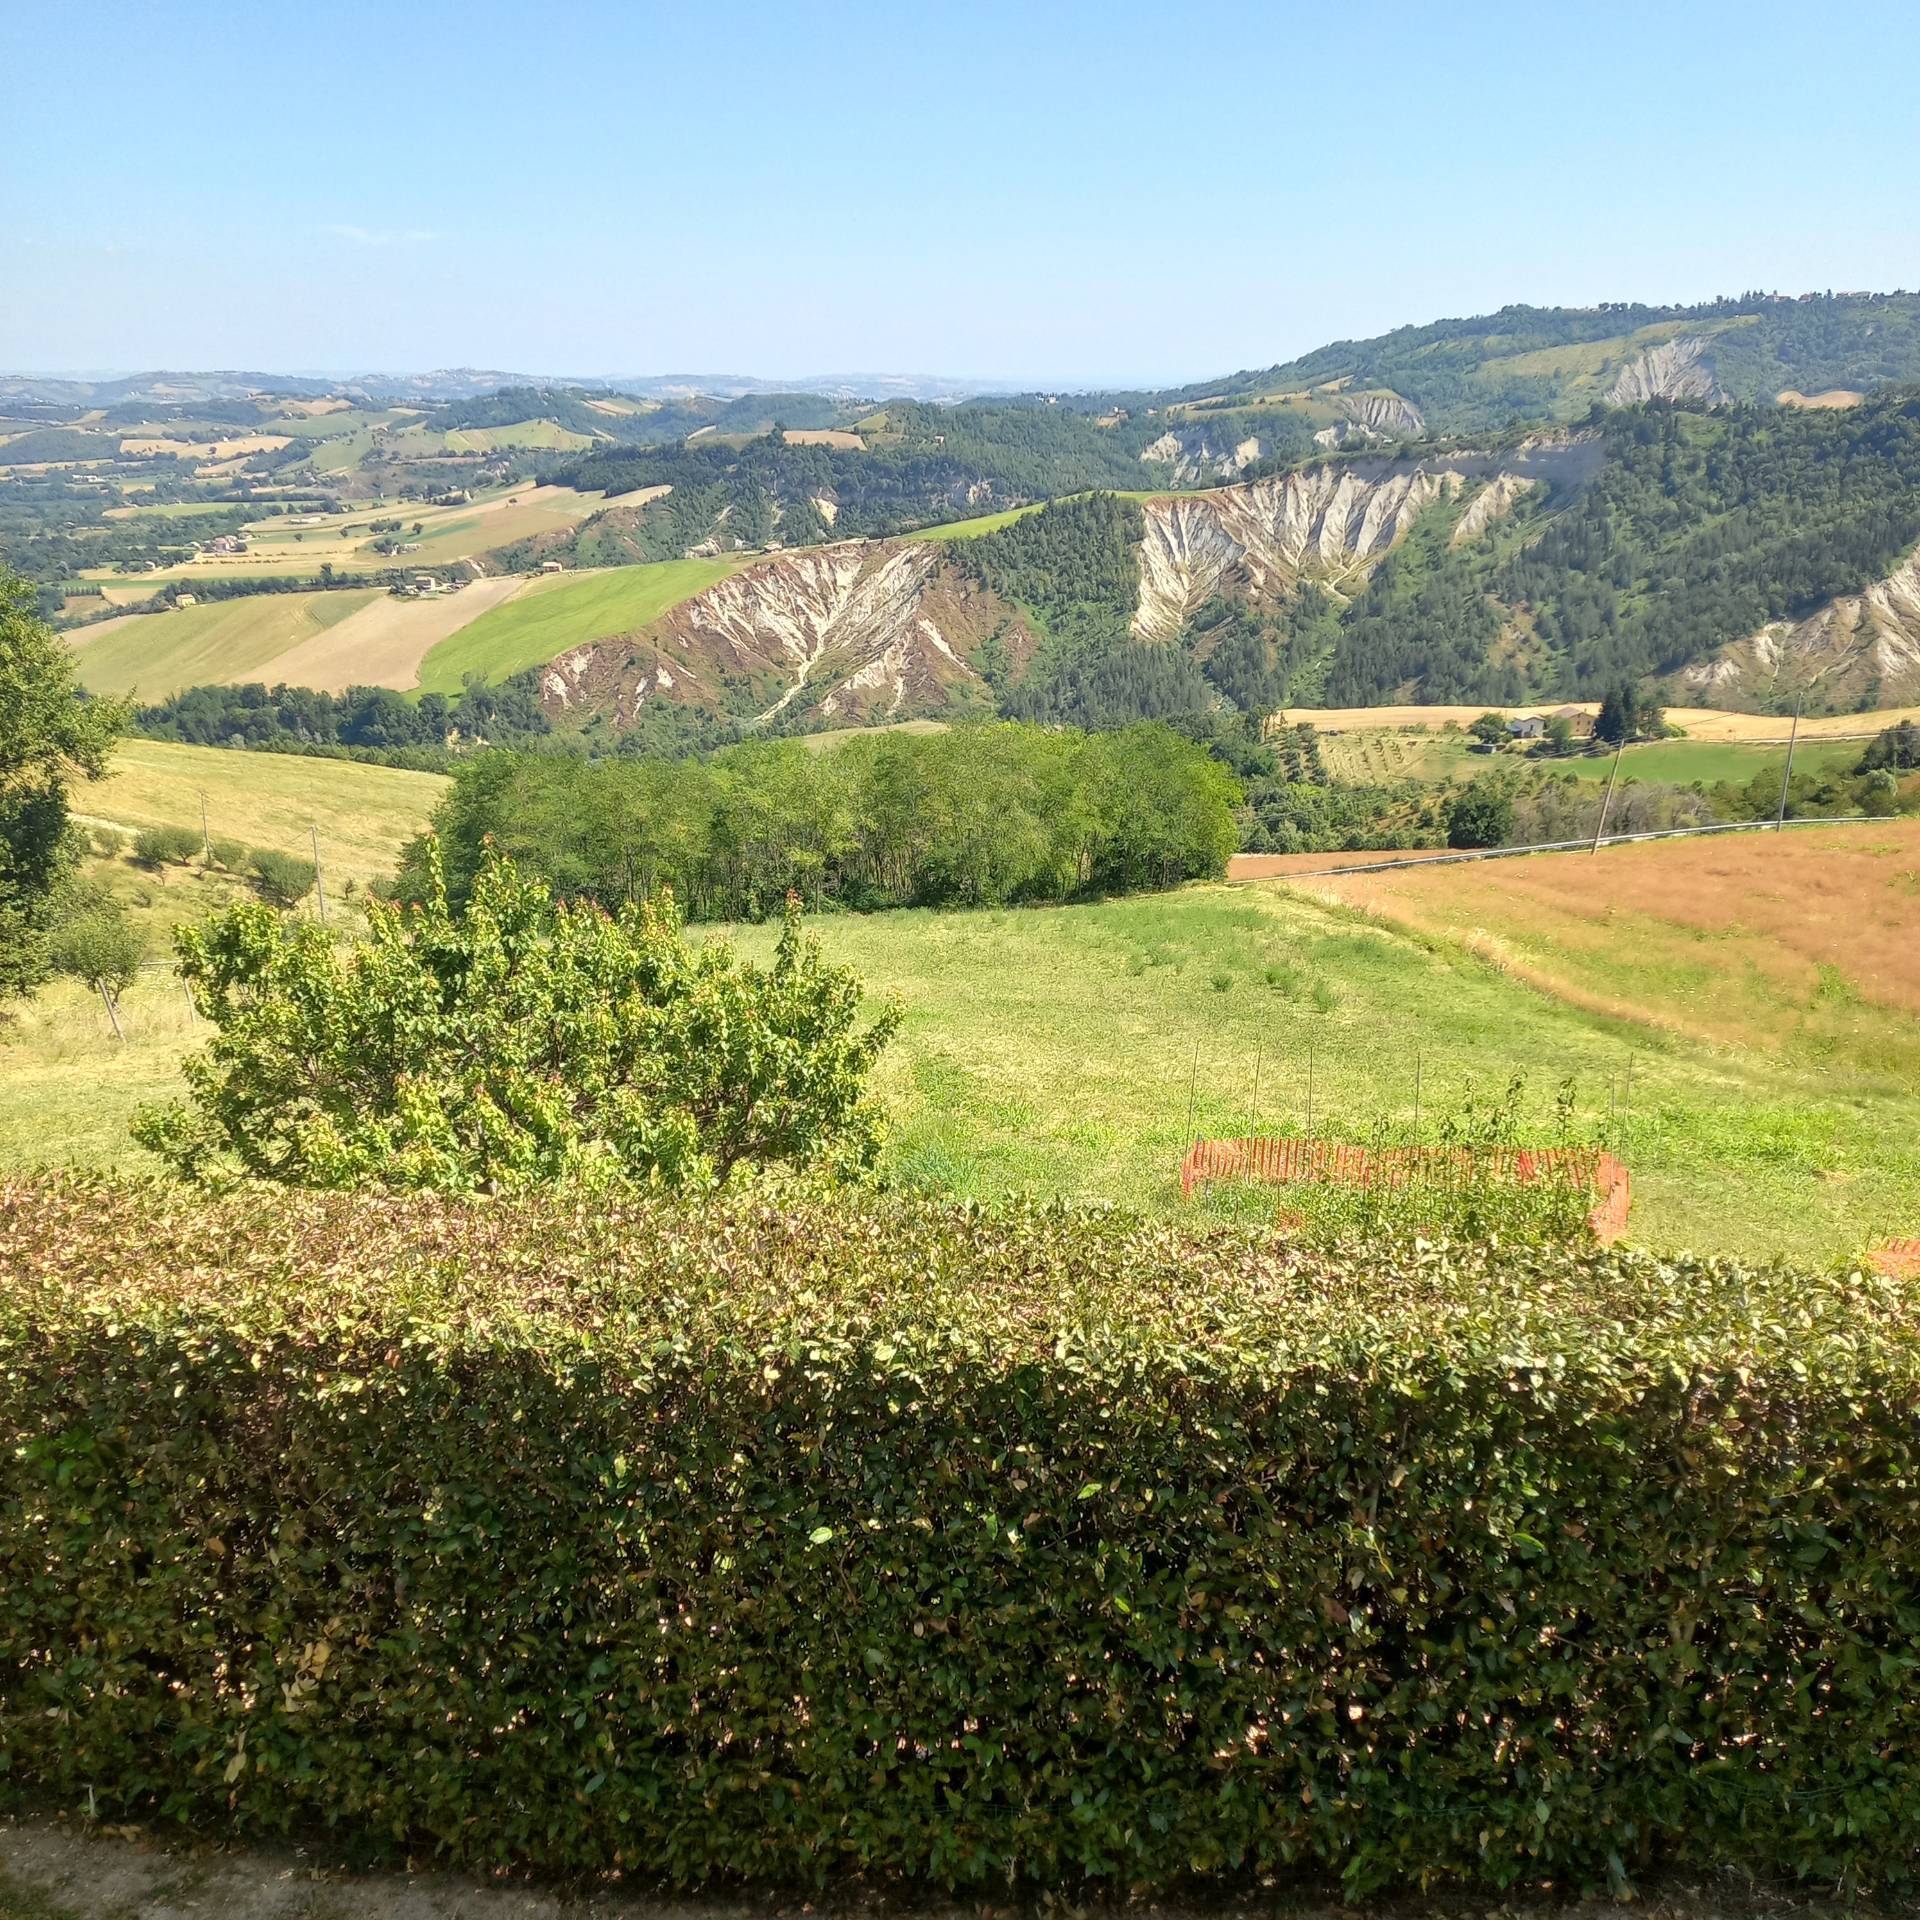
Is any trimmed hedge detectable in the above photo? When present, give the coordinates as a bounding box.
[2,1176,1918,1893]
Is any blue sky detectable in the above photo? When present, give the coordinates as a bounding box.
[5,0,1919,384]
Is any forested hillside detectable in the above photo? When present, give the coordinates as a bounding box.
[1128,292,1920,434]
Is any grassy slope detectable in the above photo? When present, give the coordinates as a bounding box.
[78,738,445,884]
[8,795,1912,1264]
[718,869,1918,1264]
[415,558,741,692]
[69,590,381,699]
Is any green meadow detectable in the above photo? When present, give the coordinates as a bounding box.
[415,557,742,691]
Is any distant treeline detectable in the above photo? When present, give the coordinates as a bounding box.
[397,722,1240,920]
[136,675,550,761]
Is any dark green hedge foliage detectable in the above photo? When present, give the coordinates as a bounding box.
[2,1177,1918,1893]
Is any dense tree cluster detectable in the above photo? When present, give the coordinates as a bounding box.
[135,673,550,761]
[1508,397,1920,697]
[396,722,1240,921]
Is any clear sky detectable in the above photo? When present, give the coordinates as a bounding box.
[6,0,1919,386]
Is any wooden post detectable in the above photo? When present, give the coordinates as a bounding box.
[1183,1040,1199,1150]
[1248,1043,1263,1146]
[310,823,327,923]
[199,790,212,863]
[98,980,124,1043]
[1591,735,1627,854]
[1306,1044,1316,1139]
[1413,1051,1422,1142]
[1775,691,1804,831]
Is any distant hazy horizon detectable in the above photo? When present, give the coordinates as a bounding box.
[7,0,1920,378]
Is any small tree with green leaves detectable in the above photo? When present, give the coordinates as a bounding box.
[49,906,145,1041]
[0,569,124,1000]
[135,841,901,1194]
[1468,711,1510,749]
[1445,780,1515,850]
[249,848,317,907]
[133,824,201,867]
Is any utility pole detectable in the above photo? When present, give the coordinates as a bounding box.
[1591,734,1627,854]
[199,790,212,863]
[310,824,327,923]
[1775,690,1805,831]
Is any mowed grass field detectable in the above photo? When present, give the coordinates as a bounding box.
[68,589,382,699]
[77,739,446,885]
[7,770,1916,1265]
[416,558,743,692]
[1286,820,1920,1073]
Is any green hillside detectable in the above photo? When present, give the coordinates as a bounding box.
[1144,292,1920,433]
[415,557,743,692]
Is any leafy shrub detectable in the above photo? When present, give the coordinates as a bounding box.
[248,848,317,905]
[47,906,145,1005]
[207,837,249,871]
[136,842,899,1194]
[3,1175,1917,1895]
[131,823,201,867]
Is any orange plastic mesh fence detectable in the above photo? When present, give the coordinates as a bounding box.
[1870,1237,1920,1279]
[1179,1137,1632,1243]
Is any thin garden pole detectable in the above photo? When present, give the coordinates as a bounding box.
[1306,1044,1316,1140]
[199,790,212,863]
[1183,1040,1199,1149]
[1248,1043,1263,1146]
[1413,1050,1422,1143]
[97,980,124,1043]
[311,823,327,923]
[1623,1052,1634,1124]
[180,975,197,1024]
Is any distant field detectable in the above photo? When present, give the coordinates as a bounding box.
[1551,738,1863,786]
[75,484,612,583]
[416,557,741,692]
[1292,704,1920,742]
[78,738,445,885]
[906,504,1044,540]
[783,428,865,449]
[799,719,950,752]
[256,574,532,693]
[68,589,381,699]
